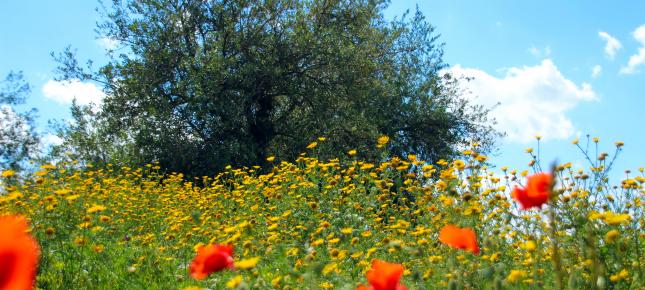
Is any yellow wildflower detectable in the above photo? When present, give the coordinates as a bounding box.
[605,230,619,244]
[507,270,527,283]
[226,275,243,288]
[234,257,260,270]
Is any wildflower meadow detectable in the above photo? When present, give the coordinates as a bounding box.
[1,136,643,289]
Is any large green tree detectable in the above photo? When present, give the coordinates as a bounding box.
[55,0,497,176]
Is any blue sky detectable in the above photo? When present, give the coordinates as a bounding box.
[1,1,644,180]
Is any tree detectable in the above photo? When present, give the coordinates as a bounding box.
[55,0,497,177]
[49,101,139,168]
[0,71,39,172]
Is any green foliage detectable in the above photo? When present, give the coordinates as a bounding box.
[49,102,141,168]
[55,0,497,176]
[0,71,39,172]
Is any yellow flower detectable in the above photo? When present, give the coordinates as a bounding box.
[271,276,282,287]
[603,212,631,225]
[65,194,81,202]
[322,262,338,275]
[193,242,205,253]
[605,230,619,243]
[523,240,537,252]
[507,270,527,283]
[87,204,106,214]
[266,156,275,162]
[619,269,629,279]
[610,269,629,282]
[234,257,260,270]
[40,164,56,170]
[348,149,357,156]
[44,227,56,236]
[351,251,363,259]
[476,155,488,162]
[226,275,243,288]
[74,236,87,246]
[54,189,70,196]
[1,170,15,178]
[306,142,318,149]
[453,160,466,170]
[377,135,390,147]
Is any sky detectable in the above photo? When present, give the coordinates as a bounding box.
[1,1,644,181]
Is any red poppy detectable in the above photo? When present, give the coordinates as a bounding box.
[0,215,40,290]
[356,259,408,290]
[439,225,480,255]
[512,172,553,209]
[189,244,234,280]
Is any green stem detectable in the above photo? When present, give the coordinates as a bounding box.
[549,205,564,289]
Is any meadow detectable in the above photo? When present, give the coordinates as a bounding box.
[1,136,643,289]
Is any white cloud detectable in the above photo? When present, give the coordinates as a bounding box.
[591,65,602,78]
[620,24,645,74]
[450,59,597,143]
[528,45,551,58]
[42,134,63,147]
[97,37,119,51]
[42,79,105,106]
[598,31,622,59]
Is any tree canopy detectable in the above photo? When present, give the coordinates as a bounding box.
[55,0,497,177]
[0,71,39,172]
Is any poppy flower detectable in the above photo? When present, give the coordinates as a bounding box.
[439,225,480,255]
[0,215,40,290]
[356,259,408,290]
[189,244,234,280]
[512,172,553,209]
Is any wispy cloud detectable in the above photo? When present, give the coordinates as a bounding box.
[591,65,602,78]
[598,31,622,59]
[528,45,551,58]
[620,24,645,74]
[42,79,105,106]
[450,60,597,143]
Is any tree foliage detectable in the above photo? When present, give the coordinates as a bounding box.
[0,71,39,171]
[56,0,497,176]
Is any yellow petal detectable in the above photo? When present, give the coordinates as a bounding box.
[234,257,260,270]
